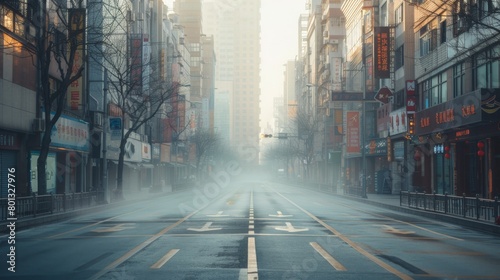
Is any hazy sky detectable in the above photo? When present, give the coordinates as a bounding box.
[260,0,306,129]
[163,0,307,130]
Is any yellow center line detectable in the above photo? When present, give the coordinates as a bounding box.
[150,249,180,269]
[87,211,197,280]
[310,242,346,271]
[276,191,413,280]
[48,208,146,239]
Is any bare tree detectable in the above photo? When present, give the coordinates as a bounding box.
[33,1,87,194]
[410,1,500,58]
[84,1,187,199]
[191,128,220,180]
[293,109,321,181]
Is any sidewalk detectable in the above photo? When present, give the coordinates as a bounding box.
[339,191,500,236]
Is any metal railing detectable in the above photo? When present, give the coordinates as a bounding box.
[0,191,104,221]
[400,191,499,223]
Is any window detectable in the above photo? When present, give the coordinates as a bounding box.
[419,23,438,57]
[422,72,447,109]
[1,6,14,32]
[440,20,447,44]
[474,47,500,89]
[395,4,403,25]
[395,45,404,70]
[453,63,465,97]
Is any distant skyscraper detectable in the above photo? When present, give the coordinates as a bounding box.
[203,0,261,162]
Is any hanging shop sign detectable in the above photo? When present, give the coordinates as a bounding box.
[415,88,500,135]
[44,113,89,152]
[374,27,390,79]
[389,107,407,135]
[346,111,360,154]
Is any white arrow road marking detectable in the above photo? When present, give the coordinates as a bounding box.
[92,223,135,233]
[275,222,308,233]
[382,225,415,235]
[207,211,229,217]
[187,222,222,232]
[269,211,293,218]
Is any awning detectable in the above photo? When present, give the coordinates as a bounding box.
[124,162,139,168]
[109,160,140,169]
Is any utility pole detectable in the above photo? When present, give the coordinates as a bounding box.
[102,69,109,203]
[361,63,367,198]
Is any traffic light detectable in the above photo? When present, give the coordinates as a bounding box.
[260,133,273,138]
[408,114,415,135]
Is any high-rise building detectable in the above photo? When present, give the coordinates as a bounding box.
[203,0,261,163]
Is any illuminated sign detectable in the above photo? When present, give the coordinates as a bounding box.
[374,27,390,79]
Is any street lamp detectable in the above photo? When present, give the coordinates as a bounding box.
[361,63,367,198]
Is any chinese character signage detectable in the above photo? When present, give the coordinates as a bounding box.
[44,113,89,152]
[68,9,85,111]
[413,89,500,135]
[346,111,360,153]
[374,27,390,79]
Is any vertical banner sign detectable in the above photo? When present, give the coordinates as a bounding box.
[142,35,150,93]
[406,80,417,113]
[374,27,390,79]
[68,9,85,111]
[346,111,360,153]
[130,34,143,93]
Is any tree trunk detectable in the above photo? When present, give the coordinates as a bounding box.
[115,137,126,200]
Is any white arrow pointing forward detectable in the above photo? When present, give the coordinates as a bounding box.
[275,222,308,233]
[206,211,229,217]
[187,222,222,232]
[269,211,293,218]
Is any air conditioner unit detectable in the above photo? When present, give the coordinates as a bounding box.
[136,12,144,22]
[127,10,135,22]
[457,18,467,31]
[32,118,45,132]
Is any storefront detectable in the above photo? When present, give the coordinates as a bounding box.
[30,114,90,195]
[106,130,142,191]
[414,89,500,198]
[0,130,28,197]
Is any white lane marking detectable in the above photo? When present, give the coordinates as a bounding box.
[150,249,180,269]
[310,242,347,271]
[275,191,414,280]
[92,223,135,233]
[275,222,309,233]
[269,211,293,218]
[247,237,258,280]
[187,222,222,232]
[207,211,229,217]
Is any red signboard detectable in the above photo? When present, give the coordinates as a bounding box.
[406,80,417,113]
[374,86,392,104]
[374,27,390,79]
[346,111,360,153]
[130,35,143,91]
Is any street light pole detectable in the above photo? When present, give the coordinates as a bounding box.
[102,69,109,203]
[361,63,367,198]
